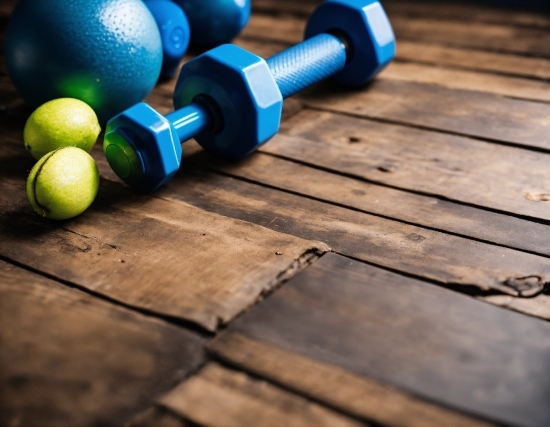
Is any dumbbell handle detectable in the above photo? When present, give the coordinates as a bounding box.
[266,33,346,99]
[168,33,348,143]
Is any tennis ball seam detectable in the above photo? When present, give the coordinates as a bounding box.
[29,150,59,217]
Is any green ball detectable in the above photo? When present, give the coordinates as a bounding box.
[26,147,100,220]
[23,98,101,160]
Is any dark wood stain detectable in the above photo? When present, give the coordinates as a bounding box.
[213,253,550,427]
[0,260,205,427]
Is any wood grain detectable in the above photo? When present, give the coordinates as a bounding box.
[482,293,550,322]
[381,61,550,102]
[383,1,550,28]
[183,144,550,259]
[301,79,550,150]
[244,11,550,57]
[152,162,550,298]
[267,109,550,222]
[253,0,550,29]
[391,16,550,57]
[159,363,366,427]
[210,253,550,427]
[395,41,550,81]
[208,333,494,427]
[0,260,205,427]
[128,407,192,427]
[0,116,327,332]
[276,111,550,220]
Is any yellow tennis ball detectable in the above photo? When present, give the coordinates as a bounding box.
[23,98,101,160]
[26,147,100,220]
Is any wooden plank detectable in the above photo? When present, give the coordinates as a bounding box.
[158,363,365,427]
[252,0,550,29]
[483,293,550,321]
[381,61,550,103]
[208,334,494,427]
[301,79,550,151]
[182,144,550,259]
[383,1,550,29]
[390,16,550,57]
[244,12,550,58]
[268,109,550,221]
[210,253,550,427]
[395,41,550,81]
[128,407,192,427]
[0,260,205,427]
[151,163,550,298]
[0,116,327,332]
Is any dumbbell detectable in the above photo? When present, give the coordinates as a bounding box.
[104,0,396,192]
[144,0,190,79]
[174,0,251,47]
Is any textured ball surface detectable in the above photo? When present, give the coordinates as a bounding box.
[174,0,251,47]
[6,0,163,124]
[26,147,100,220]
[24,98,101,160]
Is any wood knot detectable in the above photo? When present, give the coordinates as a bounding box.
[503,276,544,297]
[406,233,426,242]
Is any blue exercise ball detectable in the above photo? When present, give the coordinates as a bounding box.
[174,0,251,47]
[5,0,163,124]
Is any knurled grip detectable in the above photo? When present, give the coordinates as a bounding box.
[266,33,347,99]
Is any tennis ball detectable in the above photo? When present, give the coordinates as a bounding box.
[27,147,100,220]
[23,98,101,160]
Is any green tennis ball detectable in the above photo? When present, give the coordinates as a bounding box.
[23,98,101,160]
[26,147,100,220]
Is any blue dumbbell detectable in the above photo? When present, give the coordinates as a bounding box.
[144,0,190,79]
[104,0,396,192]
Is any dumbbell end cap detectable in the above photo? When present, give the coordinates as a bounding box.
[104,131,143,183]
[105,102,182,192]
[306,0,396,87]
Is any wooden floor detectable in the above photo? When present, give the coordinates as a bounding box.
[1,1,550,426]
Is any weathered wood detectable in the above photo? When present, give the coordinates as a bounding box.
[150,161,550,298]
[252,0,550,29]
[158,363,366,427]
[270,109,550,221]
[0,116,327,332]
[301,79,550,151]
[208,334,494,427]
[182,144,550,259]
[244,11,550,57]
[0,260,205,427]
[482,293,550,321]
[383,1,550,29]
[395,41,550,81]
[391,16,550,57]
[211,253,550,427]
[128,407,192,427]
[381,61,550,103]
